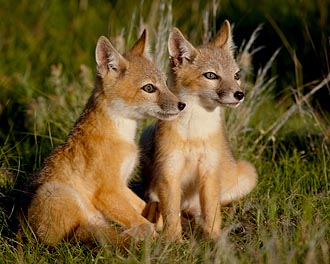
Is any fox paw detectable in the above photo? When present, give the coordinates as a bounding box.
[123,223,158,240]
[162,227,183,242]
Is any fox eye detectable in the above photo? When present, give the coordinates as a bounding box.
[203,72,218,80]
[234,70,241,80]
[142,84,156,93]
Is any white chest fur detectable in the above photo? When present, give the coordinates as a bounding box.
[107,101,139,183]
[108,99,138,143]
[111,115,138,183]
[172,92,222,195]
[176,93,221,140]
[120,152,138,184]
[112,117,137,143]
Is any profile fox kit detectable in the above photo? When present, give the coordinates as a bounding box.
[28,30,185,245]
[140,20,258,241]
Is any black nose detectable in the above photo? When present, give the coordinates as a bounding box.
[234,91,244,101]
[178,102,186,111]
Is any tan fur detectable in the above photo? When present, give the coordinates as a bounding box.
[140,21,257,241]
[27,30,185,246]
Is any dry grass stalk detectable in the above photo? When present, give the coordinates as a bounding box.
[254,73,330,156]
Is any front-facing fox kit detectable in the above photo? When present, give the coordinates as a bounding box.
[28,30,185,245]
[140,20,258,241]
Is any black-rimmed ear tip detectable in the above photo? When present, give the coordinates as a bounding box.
[139,29,147,41]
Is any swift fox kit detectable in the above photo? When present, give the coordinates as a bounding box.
[140,21,257,241]
[28,30,185,245]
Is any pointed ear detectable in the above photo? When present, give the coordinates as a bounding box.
[212,20,234,52]
[168,27,198,67]
[95,36,127,76]
[129,29,150,57]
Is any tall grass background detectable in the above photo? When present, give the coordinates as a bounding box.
[0,0,329,263]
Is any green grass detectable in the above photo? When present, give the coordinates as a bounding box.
[1,0,329,263]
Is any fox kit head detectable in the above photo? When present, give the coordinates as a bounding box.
[169,20,243,110]
[95,30,185,121]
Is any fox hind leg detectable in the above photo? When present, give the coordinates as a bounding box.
[28,182,110,245]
